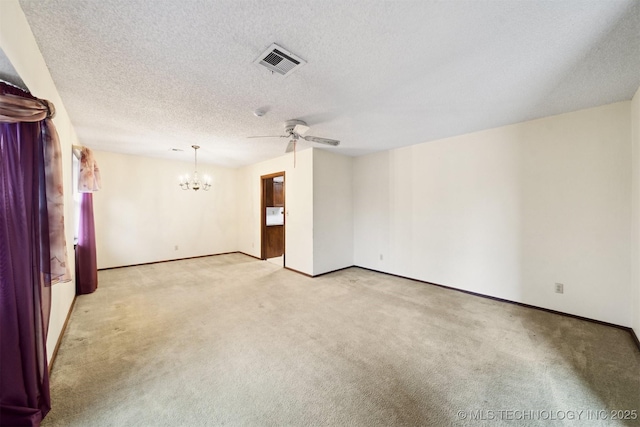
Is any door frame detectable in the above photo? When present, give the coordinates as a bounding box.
[260,171,286,262]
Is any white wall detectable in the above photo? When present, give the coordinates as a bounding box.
[0,0,78,361]
[313,149,353,275]
[632,86,640,337]
[354,102,632,327]
[236,148,314,275]
[93,150,237,269]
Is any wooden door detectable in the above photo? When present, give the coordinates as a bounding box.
[261,172,285,261]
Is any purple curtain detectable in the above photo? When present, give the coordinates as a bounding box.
[76,192,97,294]
[0,84,52,426]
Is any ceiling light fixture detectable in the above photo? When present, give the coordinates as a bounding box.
[179,145,211,191]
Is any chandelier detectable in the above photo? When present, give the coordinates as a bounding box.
[179,145,211,191]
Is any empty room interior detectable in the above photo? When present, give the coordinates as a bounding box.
[1,1,640,426]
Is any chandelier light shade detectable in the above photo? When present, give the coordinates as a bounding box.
[179,145,211,191]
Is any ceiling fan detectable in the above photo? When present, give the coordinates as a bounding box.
[248,120,340,153]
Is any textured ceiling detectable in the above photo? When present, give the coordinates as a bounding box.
[18,0,640,167]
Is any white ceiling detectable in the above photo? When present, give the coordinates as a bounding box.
[15,0,640,167]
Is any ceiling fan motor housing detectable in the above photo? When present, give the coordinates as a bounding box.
[284,120,309,135]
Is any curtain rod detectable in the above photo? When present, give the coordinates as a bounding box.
[0,78,29,92]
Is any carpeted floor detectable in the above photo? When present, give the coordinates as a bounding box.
[43,253,640,426]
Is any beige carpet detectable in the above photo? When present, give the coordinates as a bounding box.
[44,254,639,426]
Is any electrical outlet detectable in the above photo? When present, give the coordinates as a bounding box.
[555,283,564,294]
[380,254,384,261]
[174,245,179,251]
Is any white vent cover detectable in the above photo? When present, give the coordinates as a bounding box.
[254,43,306,77]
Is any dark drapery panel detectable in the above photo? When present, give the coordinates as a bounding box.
[0,82,70,284]
[0,82,69,426]
[76,192,97,294]
[0,109,51,426]
[75,146,100,295]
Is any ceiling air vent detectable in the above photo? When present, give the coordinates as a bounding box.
[254,43,306,77]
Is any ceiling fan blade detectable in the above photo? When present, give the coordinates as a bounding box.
[246,135,286,139]
[302,135,340,146]
[285,141,295,153]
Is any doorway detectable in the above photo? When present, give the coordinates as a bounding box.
[261,172,285,266]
